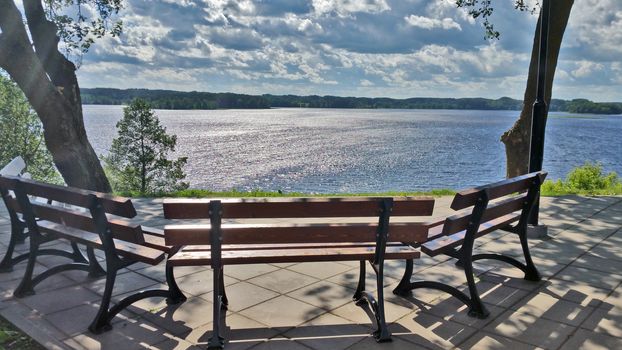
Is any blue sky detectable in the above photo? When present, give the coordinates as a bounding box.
[76,0,622,102]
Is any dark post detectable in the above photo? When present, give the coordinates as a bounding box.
[528,0,551,226]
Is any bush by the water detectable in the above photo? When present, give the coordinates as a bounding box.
[541,163,622,196]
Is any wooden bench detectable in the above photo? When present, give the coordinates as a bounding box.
[393,171,547,318]
[163,196,434,348]
[0,175,187,333]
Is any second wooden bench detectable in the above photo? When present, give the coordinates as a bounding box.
[163,196,434,348]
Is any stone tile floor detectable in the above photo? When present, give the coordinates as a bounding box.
[0,195,621,350]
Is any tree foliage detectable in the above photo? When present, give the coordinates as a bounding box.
[42,0,123,63]
[103,99,188,195]
[456,0,539,39]
[0,0,125,191]
[0,74,61,183]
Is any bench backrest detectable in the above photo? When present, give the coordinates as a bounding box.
[0,175,145,244]
[441,171,548,236]
[163,197,435,246]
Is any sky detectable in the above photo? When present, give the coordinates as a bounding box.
[74,0,622,102]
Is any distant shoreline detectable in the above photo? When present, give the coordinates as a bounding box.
[82,87,622,115]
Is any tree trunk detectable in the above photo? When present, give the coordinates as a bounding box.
[501,0,574,177]
[0,0,111,192]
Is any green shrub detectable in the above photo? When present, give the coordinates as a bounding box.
[541,163,622,196]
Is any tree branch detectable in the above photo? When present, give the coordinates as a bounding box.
[0,0,68,122]
[22,0,82,110]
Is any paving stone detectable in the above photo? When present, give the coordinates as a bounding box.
[456,331,542,350]
[139,296,215,336]
[67,317,172,350]
[239,296,326,328]
[249,337,313,350]
[483,308,575,349]
[392,312,477,350]
[44,302,134,337]
[285,261,353,280]
[147,336,202,350]
[247,269,318,294]
[84,271,162,297]
[20,285,101,314]
[572,253,622,275]
[421,296,504,329]
[202,281,279,312]
[326,266,399,292]
[224,264,280,281]
[287,280,354,311]
[536,279,609,307]
[134,264,203,282]
[1,303,69,350]
[510,291,595,327]
[330,297,413,325]
[346,335,424,350]
[184,313,279,350]
[175,269,239,297]
[580,304,622,338]
[284,313,370,350]
[589,238,622,262]
[563,328,622,349]
[555,266,622,291]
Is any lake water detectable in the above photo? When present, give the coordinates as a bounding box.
[83,105,622,193]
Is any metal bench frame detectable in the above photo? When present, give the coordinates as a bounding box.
[6,177,187,333]
[393,172,545,318]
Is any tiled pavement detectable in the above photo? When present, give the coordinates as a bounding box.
[1,196,621,350]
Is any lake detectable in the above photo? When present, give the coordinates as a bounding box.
[83,105,622,193]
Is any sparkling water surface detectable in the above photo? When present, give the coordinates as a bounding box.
[84,105,622,193]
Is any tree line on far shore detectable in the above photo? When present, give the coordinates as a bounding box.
[81,88,622,115]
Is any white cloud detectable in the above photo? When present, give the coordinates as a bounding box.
[572,61,604,78]
[75,0,622,100]
[404,15,462,31]
[312,0,390,16]
[360,79,374,86]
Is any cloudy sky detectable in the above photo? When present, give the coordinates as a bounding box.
[76,0,622,101]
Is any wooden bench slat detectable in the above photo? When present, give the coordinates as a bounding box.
[28,201,145,244]
[8,176,137,218]
[168,245,420,266]
[164,222,429,246]
[451,171,547,210]
[421,213,520,256]
[37,220,165,264]
[443,193,527,235]
[164,197,434,219]
[181,242,414,251]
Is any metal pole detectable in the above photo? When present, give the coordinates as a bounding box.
[528,0,551,226]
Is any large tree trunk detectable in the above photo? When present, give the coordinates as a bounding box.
[501,0,574,177]
[0,0,111,191]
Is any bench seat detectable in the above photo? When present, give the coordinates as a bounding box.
[169,242,420,266]
[421,213,520,256]
[37,220,166,264]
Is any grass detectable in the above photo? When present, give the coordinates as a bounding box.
[549,114,600,119]
[119,188,457,198]
[118,164,622,199]
[0,315,44,350]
